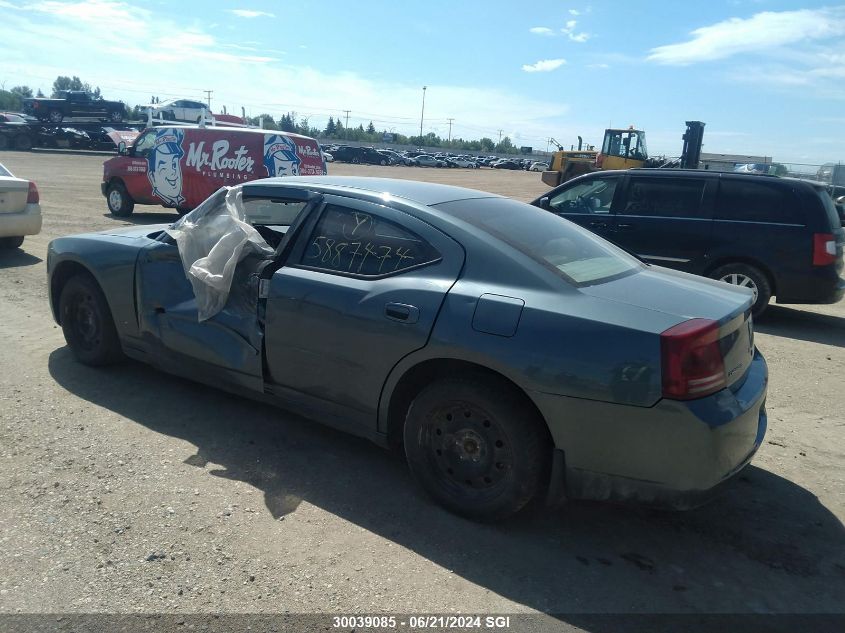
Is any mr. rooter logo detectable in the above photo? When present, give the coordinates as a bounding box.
[185,139,255,174]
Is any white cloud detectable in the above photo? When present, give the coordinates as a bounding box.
[561,19,591,42]
[648,7,845,65]
[522,58,567,72]
[529,26,555,36]
[587,63,609,69]
[229,9,275,18]
[569,9,580,16]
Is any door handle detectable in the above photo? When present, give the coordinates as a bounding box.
[385,302,419,323]
[617,223,636,230]
[589,221,608,229]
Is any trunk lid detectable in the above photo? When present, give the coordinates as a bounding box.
[0,176,30,214]
[581,266,756,390]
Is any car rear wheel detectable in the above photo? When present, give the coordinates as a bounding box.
[403,376,550,521]
[48,109,63,124]
[106,182,135,217]
[0,236,24,249]
[109,110,123,123]
[59,274,123,366]
[352,156,361,164]
[710,262,771,318]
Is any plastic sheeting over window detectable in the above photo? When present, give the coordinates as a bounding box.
[166,186,274,321]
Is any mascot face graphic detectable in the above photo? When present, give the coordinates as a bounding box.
[263,134,301,178]
[147,128,185,206]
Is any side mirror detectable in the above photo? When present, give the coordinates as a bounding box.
[117,141,127,155]
[539,196,550,209]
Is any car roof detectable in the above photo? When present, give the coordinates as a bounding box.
[247,176,503,206]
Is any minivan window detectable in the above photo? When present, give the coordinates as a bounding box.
[716,179,801,225]
[436,197,641,285]
[622,177,707,218]
[549,177,618,214]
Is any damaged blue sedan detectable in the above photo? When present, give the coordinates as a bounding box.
[47,177,768,521]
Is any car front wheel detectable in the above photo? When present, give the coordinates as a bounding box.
[59,274,123,366]
[710,262,772,318]
[0,236,24,249]
[48,110,64,124]
[404,376,549,521]
[106,182,135,217]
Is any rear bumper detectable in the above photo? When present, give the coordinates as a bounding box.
[532,351,768,508]
[776,267,845,304]
[0,204,42,238]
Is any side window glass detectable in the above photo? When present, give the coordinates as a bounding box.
[549,178,618,215]
[715,180,799,224]
[622,178,706,218]
[300,205,441,277]
[133,131,157,156]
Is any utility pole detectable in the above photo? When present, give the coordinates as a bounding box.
[203,90,213,109]
[498,129,504,143]
[343,109,350,140]
[447,117,454,143]
[419,86,427,147]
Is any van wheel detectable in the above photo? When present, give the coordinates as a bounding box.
[403,375,550,521]
[59,274,123,366]
[710,263,771,318]
[106,182,134,217]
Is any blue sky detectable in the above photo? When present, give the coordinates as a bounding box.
[0,0,843,164]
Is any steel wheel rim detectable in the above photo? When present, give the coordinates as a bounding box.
[719,272,759,303]
[423,401,512,494]
[108,189,122,211]
[72,293,101,351]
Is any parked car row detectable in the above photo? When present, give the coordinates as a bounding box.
[0,111,142,152]
[318,144,548,170]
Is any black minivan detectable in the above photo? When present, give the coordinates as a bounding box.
[532,169,845,316]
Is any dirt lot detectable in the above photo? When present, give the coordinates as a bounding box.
[0,151,843,627]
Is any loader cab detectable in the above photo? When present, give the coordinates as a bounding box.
[597,128,647,170]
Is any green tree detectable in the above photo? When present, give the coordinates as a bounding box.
[366,121,375,134]
[11,86,33,98]
[52,75,101,97]
[0,90,22,111]
[278,112,296,132]
[324,116,336,136]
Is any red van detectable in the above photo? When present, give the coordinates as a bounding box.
[101,125,326,216]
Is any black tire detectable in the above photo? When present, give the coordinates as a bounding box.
[106,182,134,217]
[710,262,772,318]
[379,159,387,166]
[0,135,8,150]
[163,110,176,121]
[403,375,550,521]
[14,134,32,151]
[0,236,24,249]
[109,110,123,123]
[351,156,361,164]
[59,274,123,366]
[48,109,63,124]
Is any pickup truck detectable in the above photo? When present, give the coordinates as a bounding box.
[23,91,125,124]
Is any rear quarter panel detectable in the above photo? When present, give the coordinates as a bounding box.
[48,234,147,338]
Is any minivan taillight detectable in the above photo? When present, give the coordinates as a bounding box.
[813,233,837,266]
[661,318,726,400]
[26,181,39,204]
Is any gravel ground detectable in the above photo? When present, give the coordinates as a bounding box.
[0,150,843,627]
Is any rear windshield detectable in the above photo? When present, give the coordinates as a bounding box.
[435,197,642,285]
[815,186,843,230]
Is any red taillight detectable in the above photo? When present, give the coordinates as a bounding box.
[661,318,726,400]
[27,181,39,204]
[813,233,837,266]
